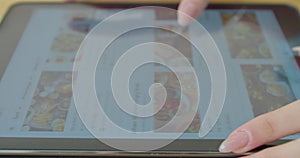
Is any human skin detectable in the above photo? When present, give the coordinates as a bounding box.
[66,0,300,157]
[218,100,300,158]
[179,1,300,157]
[177,0,209,26]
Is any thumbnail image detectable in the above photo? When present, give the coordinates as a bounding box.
[51,33,85,54]
[48,11,93,65]
[51,11,92,53]
[153,72,200,133]
[221,12,272,59]
[64,10,94,34]
[22,71,72,132]
[155,24,193,66]
[241,65,295,116]
[49,30,85,65]
[68,16,98,34]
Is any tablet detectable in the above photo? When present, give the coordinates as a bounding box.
[0,2,299,157]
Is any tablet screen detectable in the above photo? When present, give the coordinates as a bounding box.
[0,5,299,142]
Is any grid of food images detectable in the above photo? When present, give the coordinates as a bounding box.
[221,11,296,116]
[18,9,297,135]
[153,10,200,133]
[22,11,93,132]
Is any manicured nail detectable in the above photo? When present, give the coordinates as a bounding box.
[219,130,250,153]
[177,3,198,27]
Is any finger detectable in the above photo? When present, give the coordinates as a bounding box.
[292,46,300,56]
[218,100,300,153]
[243,138,300,158]
[177,0,209,27]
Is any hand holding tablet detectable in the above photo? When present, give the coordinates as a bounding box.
[220,100,300,157]
[0,1,299,157]
[179,0,300,157]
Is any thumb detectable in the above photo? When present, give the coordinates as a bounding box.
[219,100,300,153]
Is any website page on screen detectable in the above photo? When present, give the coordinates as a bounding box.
[0,8,299,140]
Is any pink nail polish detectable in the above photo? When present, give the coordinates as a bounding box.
[219,130,250,153]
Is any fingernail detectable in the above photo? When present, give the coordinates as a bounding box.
[219,130,250,153]
[177,3,198,27]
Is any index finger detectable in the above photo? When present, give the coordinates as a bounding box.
[177,0,209,27]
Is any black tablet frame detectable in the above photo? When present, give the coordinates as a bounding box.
[0,2,299,157]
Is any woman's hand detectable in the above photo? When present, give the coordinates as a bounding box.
[65,0,209,27]
[177,0,209,26]
[177,2,300,157]
[64,1,300,157]
[218,100,300,157]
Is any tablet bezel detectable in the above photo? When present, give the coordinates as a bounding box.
[0,2,299,157]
